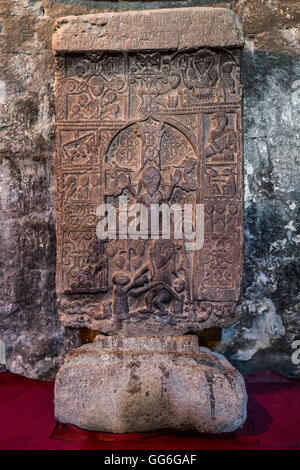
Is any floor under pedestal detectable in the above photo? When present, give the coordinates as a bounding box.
[0,370,299,450]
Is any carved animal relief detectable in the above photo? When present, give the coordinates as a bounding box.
[54,9,244,335]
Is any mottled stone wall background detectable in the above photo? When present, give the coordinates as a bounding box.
[0,0,299,379]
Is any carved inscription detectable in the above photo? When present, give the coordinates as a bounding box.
[54,10,244,335]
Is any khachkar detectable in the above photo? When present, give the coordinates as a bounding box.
[53,8,247,433]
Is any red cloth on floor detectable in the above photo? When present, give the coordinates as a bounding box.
[0,370,299,450]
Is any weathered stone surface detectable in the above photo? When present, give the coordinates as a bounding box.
[53,7,245,336]
[53,7,244,53]
[233,0,300,56]
[55,335,247,433]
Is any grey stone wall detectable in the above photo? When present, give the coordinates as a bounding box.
[0,0,299,379]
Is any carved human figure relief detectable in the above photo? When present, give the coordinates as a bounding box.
[53,9,244,335]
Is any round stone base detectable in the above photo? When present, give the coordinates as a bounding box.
[55,335,247,433]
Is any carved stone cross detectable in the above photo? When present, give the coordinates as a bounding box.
[53,7,244,337]
[53,7,247,433]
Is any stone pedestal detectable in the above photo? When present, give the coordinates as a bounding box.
[55,335,247,433]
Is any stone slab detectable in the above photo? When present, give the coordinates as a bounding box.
[55,335,247,433]
[52,8,244,53]
[53,7,245,335]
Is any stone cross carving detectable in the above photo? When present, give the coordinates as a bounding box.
[53,7,244,337]
[53,7,247,435]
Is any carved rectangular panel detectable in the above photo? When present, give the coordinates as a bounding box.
[53,8,244,335]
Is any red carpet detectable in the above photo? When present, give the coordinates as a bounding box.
[0,370,299,450]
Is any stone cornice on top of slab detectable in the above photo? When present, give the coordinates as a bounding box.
[52,7,244,54]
